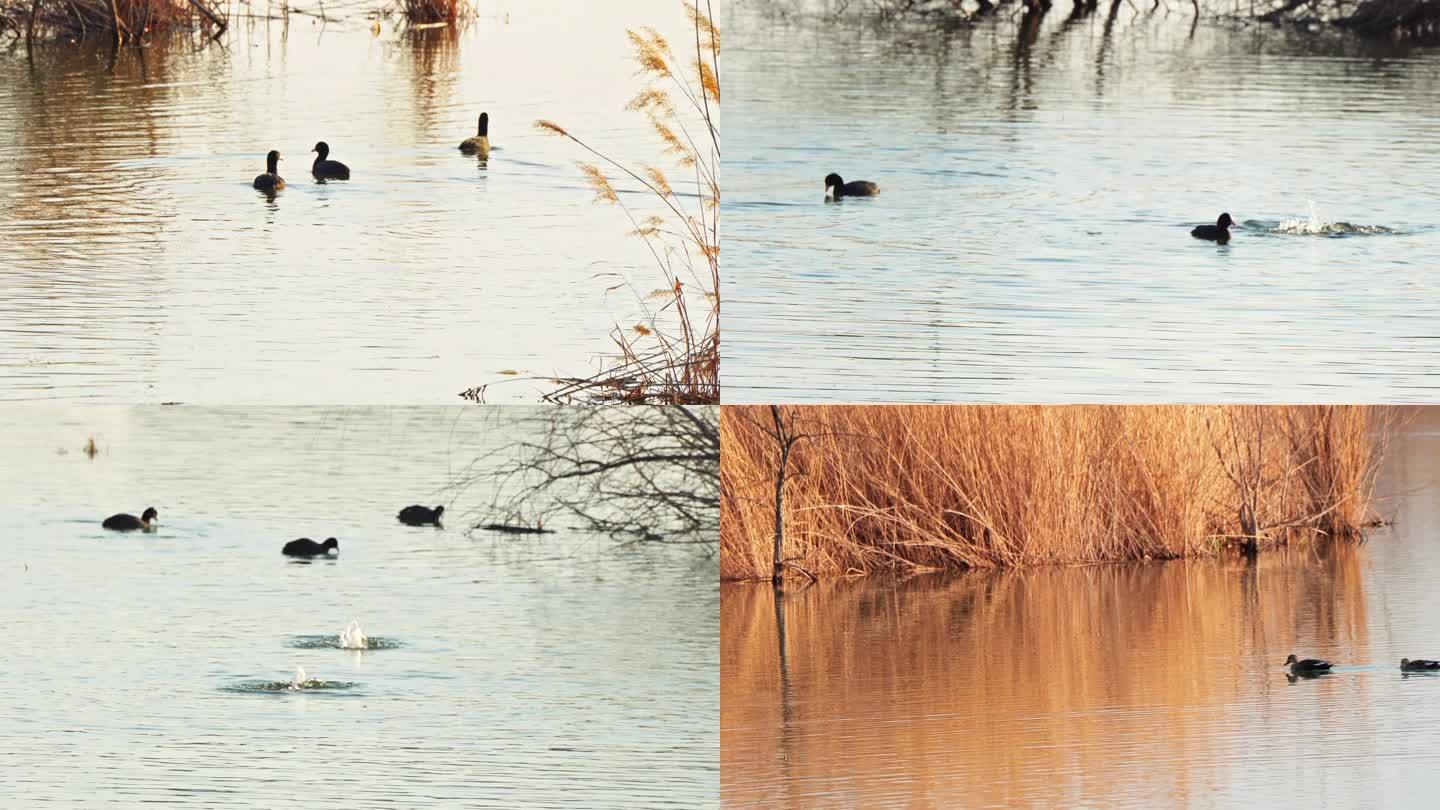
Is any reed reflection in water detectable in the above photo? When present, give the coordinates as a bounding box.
[721,545,1409,808]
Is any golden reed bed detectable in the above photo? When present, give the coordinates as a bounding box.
[721,405,1386,581]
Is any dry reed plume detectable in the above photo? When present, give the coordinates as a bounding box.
[721,405,1387,581]
[524,1,720,405]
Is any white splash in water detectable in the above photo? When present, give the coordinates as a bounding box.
[339,619,367,650]
[1273,201,1392,236]
[1277,200,1327,235]
[291,665,307,689]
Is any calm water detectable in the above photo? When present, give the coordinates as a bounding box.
[720,410,1440,808]
[0,406,719,807]
[0,1,693,403]
[723,3,1440,402]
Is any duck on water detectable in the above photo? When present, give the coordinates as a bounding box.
[283,537,339,557]
[253,150,284,192]
[1401,658,1440,671]
[1284,654,1332,673]
[824,173,879,199]
[398,505,444,526]
[459,112,491,157]
[102,507,157,532]
[311,142,351,181]
[1191,213,1235,242]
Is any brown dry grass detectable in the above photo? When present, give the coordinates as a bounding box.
[396,0,464,25]
[721,405,1388,581]
[2,0,224,43]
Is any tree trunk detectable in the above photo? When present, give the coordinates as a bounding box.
[772,443,790,585]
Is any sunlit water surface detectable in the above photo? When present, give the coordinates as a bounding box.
[0,406,718,807]
[724,2,1440,401]
[721,409,1440,808]
[0,1,691,402]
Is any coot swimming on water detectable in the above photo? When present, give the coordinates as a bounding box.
[1401,658,1440,671]
[1191,212,1235,241]
[397,505,444,526]
[102,507,157,532]
[1284,653,1332,672]
[459,113,491,157]
[824,173,879,198]
[311,142,351,181]
[283,537,339,557]
[253,150,285,192]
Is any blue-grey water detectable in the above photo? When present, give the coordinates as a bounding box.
[0,406,719,807]
[723,2,1440,402]
[0,0,699,403]
[721,408,1440,808]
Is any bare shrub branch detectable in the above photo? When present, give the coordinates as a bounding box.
[462,406,719,548]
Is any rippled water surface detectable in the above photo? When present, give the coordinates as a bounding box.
[0,406,718,807]
[720,409,1440,807]
[724,2,1440,401]
[0,1,688,402]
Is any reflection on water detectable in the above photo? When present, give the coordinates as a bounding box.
[0,406,719,807]
[720,409,1440,808]
[723,2,1440,402]
[0,1,686,403]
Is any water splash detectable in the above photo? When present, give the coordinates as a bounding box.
[287,634,401,650]
[339,619,367,650]
[224,669,358,693]
[1272,200,1396,236]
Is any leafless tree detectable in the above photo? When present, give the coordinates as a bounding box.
[463,406,718,549]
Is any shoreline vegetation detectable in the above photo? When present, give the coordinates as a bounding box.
[493,0,720,405]
[721,405,1388,582]
[1,0,227,45]
[0,0,468,47]
[786,0,1440,40]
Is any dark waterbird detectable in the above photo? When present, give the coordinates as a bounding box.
[398,505,444,526]
[1191,212,1235,242]
[102,507,157,532]
[824,173,879,198]
[252,150,285,192]
[1401,658,1440,671]
[1284,654,1332,672]
[311,142,351,181]
[283,537,339,557]
[459,112,491,157]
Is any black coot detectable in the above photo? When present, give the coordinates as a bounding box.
[397,505,445,526]
[103,507,157,531]
[1284,654,1332,672]
[311,142,351,181]
[459,112,491,157]
[824,172,880,198]
[283,537,339,557]
[1191,212,1235,241]
[253,150,285,192]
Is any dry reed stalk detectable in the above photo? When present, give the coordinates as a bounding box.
[721,405,1388,581]
[395,0,463,24]
[525,1,720,405]
[3,0,224,43]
